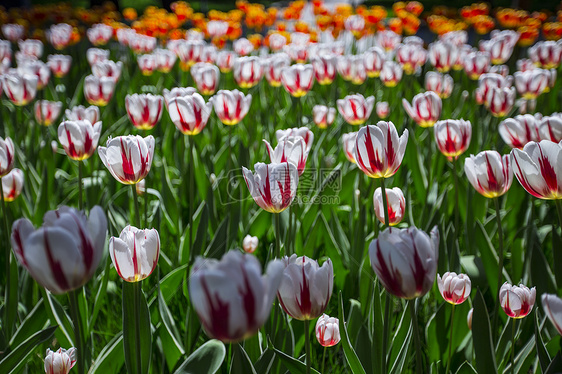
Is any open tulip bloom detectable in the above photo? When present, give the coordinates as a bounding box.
[316,314,341,348]
[542,294,562,336]
[276,127,314,152]
[58,120,102,161]
[373,187,406,226]
[98,135,155,185]
[65,105,100,124]
[109,226,160,282]
[437,272,471,305]
[500,282,536,319]
[243,162,299,213]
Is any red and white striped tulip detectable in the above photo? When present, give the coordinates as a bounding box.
[84,75,116,106]
[364,46,386,78]
[337,55,366,85]
[312,105,336,129]
[130,34,156,55]
[403,91,442,127]
[210,89,252,126]
[310,54,337,85]
[263,53,291,87]
[369,226,439,299]
[476,73,513,106]
[437,272,471,305]
[353,121,409,178]
[176,40,204,70]
[243,162,298,213]
[490,64,510,77]
[376,102,390,119]
[18,39,43,58]
[47,54,72,78]
[1,71,38,106]
[276,127,314,152]
[2,168,23,202]
[18,59,50,90]
[233,38,254,56]
[167,93,212,135]
[2,24,24,42]
[277,254,334,320]
[499,115,540,149]
[0,137,15,177]
[47,23,73,50]
[154,48,176,73]
[233,56,263,88]
[396,43,427,75]
[434,119,472,159]
[284,44,309,63]
[162,87,197,109]
[92,60,123,82]
[65,105,100,124]
[57,120,102,161]
[86,48,109,67]
[542,294,562,336]
[137,54,157,76]
[126,94,164,130]
[375,30,402,52]
[428,41,458,73]
[269,33,287,52]
[337,93,375,126]
[373,186,406,226]
[517,58,536,72]
[342,132,357,163]
[538,116,562,143]
[44,347,76,374]
[380,60,403,87]
[215,50,237,73]
[514,69,549,99]
[529,41,562,69]
[200,45,217,64]
[425,71,453,99]
[345,15,365,37]
[98,135,155,185]
[486,86,516,117]
[280,63,314,97]
[480,30,518,64]
[109,225,160,282]
[189,250,283,342]
[264,136,309,176]
[464,151,513,198]
[34,100,62,126]
[440,30,468,45]
[500,282,536,319]
[11,206,107,294]
[191,62,220,95]
[87,24,113,46]
[316,314,340,347]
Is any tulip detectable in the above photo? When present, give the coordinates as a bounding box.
[2,168,23,202]
[137,54,157,76]
[514,69,549,99]
[47,54,72,78]
[490,64,510,77]
[428,41,458,73]
[369,226,439,299]
[125,94,164,130]
[538,116,562,143]
[18,59,50,90]
[33,100,62,127]
[511,140,562,199]
[191,62,220,95]
[396,43,427,75]
[0,137,15,178]
[277,254,333,320]
[263,53,291,87]
[65,105,100,124]
[376,102,390,119]
[47,23,73,50]
[11,206,107,294]
[281,63,315,97]
[162,87,197,108]
[403,91,442,128]
[345,15,365,37]
[276,127,314,152]
[517,58,536,72]
[545,69,557,93]
[176,40,204,70]
[269,33,287,51]
[243,162,299,213]
[264,136,309,176]
[131,34,157,55]
[206,20,229,38]
[373,187,405,226]
[87,23,113,46]
[109,225,160,282]
[375,30,402,52]
[189,250,283,342]
[354,121,409,179]
[116,28,136,46]
[337,94,375,126]
[44,347,76,374]
[312,105,336,129]
[210,89,252,126]
[310,54,337,84]
[154,48,177,73]
[2,24,24,42]
[364,46,386,78]
[86,48,109,67]
[233,38,254,56]
[434,119,472,159]
[18,39,43,58]
[233,56,263,88]
[1,71,37,106]
[529,41,562,69]
[84,75,116,106]
[380,60,403,87]
[316,314,341,347]
[185,29,204,41]
[476,73,513,106]
[242,235,258,253]
[337,55,367,85]
[500,282,536,319]
[464,151,513,198]
[486,86,516,117]
[284,44,309,63]
[167,93,212,135]
[425,71,453,99]
[499,115,540,149]
[57,120,102,161]
[437,272,471,305]
[542,294,562,336]
[0,39,10,61]
[215,50,237,73]
[98,135,155,185]
[92,60,123,82]
[342,132,358,163]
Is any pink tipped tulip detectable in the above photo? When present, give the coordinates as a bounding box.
[44,347,76,374]
[437,272,471,305]
[316,314,341,347]
[373,186,405,226]
[109,225,160,282]
[243,162,299,213]
[57,120,102,161]
[500,282,536,319]
[98,135,155,185]
[126,94,164,130]
[464,150,513,198]
[337,93,374,126]
[403,91,442,128]
[434,119,472,159]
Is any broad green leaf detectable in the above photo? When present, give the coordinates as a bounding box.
[535,312,551,374]
[0,326,57,374]
[89,332,125,374]
[174,339,226,374]
[338,292,367,374]
[230,343,257,374]
[270,345,321,374]
[473,289,497,374]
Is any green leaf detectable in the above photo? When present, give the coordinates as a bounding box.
[89,332,125,374]
[174,339,226,374]
[338,291,367,374]
[5,255,18,341]
[546,352,562,374]
[455,361,478,374]
[41,289,74,348]
[535,312,551,373]
[158,290,184,370]
[254,348,276,374]
[472,289,497,374]
[270,345,321,374]
[230,343,257,374]
[0,326,57,374]
[8,297,47,349]
[122,282,152,374]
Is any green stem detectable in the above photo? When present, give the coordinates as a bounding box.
[144,178,148,227]
[132,185,141,227]
[78,161,83,211]
[451,157,460,268]
[321,346,327,374]
[1,177,11,340]
[188,136,194,262]
[492,197,505,343]
[556,199,562,230]
[68,289,85,374]
[511,318,516,374]
[304,319,311,374]
[445,304,456,374]
[408,300,423,374]
[380,177,390,228]
[275,212,281,259]
[288,205,293,255]
[133,281,142,374]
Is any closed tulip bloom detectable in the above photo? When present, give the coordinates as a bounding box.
[2,24,24,42]
[376,102,390,119]
[154,48,176,73]
[514,69,549,99]
[276,127,314,152]
[486,86,516,117]
[337,55,367,85]
[511,140,562,199]
[211,89,252,126]
[242,235,258,253]
[84,75,116,106]
[529,41,562,69]
[264,136,309,176]
[109,226,160,282]
[65,105,100,124]
[337,94,375,126]
[480,31,518,64]
[18,59,50,90]
[281,63,315,97]
[191,62,220,95]
[206,20,229,38]
[215,50,237,73]
[129,34,157,55]
[542,294,562,336]
[18,39,43,58]
[538,116,562,143]
[233,56,263,88]
[477,73,513,106]
[189,250,283,342]
[396,43,427,75]
[428,41,458,73]
[137,54,157,76]
[233,38,254,56]
[58,120,102,161]
[269,33,287,52]
[490,64,510,77]
[162,87,197,109]
[500,282,536,319]
[499,115,540,149]
[98,135,155,185]
[464,151,513,198]
[380,60,403,87]
[345,14,365,37]
[375,30,402,52]
[243,162,298,213]
[277,254,333,320]
[316,314,340,347]
[313,105,336,129]
[263,53,291,87]
[35,100,62,126]
[0,137,15,177]
[167,93,212,135]
[126,94,164,130]
[342,132,358,163]
[44,347,76,374]
[437,272,471,305]
[353,121,409,178]
[284,44,309,63]
[86,48,109,67]
[440,30,468,46]
[92,60,123,82]
[463,51,491,80]
[11,206,107,294]
[1,71,37,106]
[369,226,439,299]
[2,168,23,202]
[364,46,386,78]
[47,23,73,50]
[176,40,205,70]
[434,119,472,159]
[310,54,337,84]
[403,91,442,128]
[425,72,453,99]
[87,23,113,46]
[373,187,406,226]
[47,54,72,77]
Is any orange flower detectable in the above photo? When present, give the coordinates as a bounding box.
[388,18,403,35]
[393,2,406,14]
[543,22,562,41]
[294,21,309,33]
[402,13,420,35]
[247,33,263,49]
[518,26,539,47]
[123,8,137,21]
[405,1,423,17]
[496,8,528,29]
[473,15,495,34]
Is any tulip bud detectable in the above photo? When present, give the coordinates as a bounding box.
[84,75,116,106]
[243,162,299,213]
[312,105,336,129]
[310,55,337,84]
[437,272,471,305]
[233,56,263,88]
[0,137,15,178]
[342,132,358,163]
[464,151,513,198]
[44,347,76,374]
[263,53,291,87]
[2,168,23,202]
[500,282,536,319]
[467,308,473,330]
[189,251,283,342]
[364,46,386,78]
[264,137,309,176]
[98,135,155,185]
[58,120,102,161]
[109,225,160,282]
[316,314,341,347]
[499,115,540,149]
[65,105,100,124]
[434,119,472,159]
[369,226,439,299]
[1,72,38,106]
[425,72,453,99]
[380,60,403,87]
[34,100,63,126]
[337,94,375,126]
[242,235,258,253]
[403,91,442,128]
[373,187,405,226]
[210,89,252,126]
[47,54,72,78]
[126,94,164,130]
[542,294,562,335]
[276,127,314,152]
[376,102,390,119]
